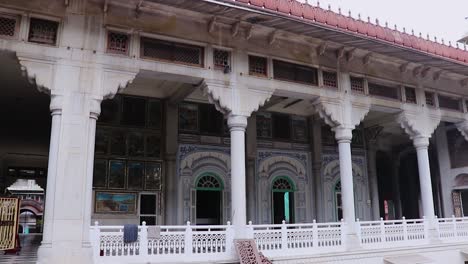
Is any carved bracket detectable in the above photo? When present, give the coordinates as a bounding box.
[18,58,55,94]
[456,120,468,141]
[101,69,137,99]
[202,79,273,117]
[313,97,370,132]
[397,109,441,140]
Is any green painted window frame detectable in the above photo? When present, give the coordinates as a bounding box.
[272,176,296,192]
[195,173,224,191]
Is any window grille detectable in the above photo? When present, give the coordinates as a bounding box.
[141,37,204,67]
[322,71,337,88]
[249,55,267,77]
[197,175,222,190]
[425,92,435,107]
[273,60,318,85]
[272,178,294,191]
[213,49,230,70]
[439,95,461,111]
[0,15,18,38]
[405,87,417,104]
[28,18,59,45]
[350,77,365,93]
[368,82,400,100]
[107,31,129,55]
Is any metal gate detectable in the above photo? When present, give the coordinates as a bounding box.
[0,198,19,250]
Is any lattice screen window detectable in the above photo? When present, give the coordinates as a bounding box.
[141,37,204,67]
[107,31,129,55]
[439,95,461,111]
[322,71,337,88]
[368,82,400,100]
[0,15,19,38]
[28,18,59,45]
[273,59,318,85]
[425,92,435,107]
[350,77,365,93]
[405,87,417,104]
[249,55,268,77]
[213,49,230,70]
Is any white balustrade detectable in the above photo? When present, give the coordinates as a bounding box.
[89,217,468,263]
[250,220,345,258]
[358,217,427,248]
[437,216,468,241]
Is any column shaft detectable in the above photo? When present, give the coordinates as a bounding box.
[82,114,98,247]
[415,138,435,218]
[41,109,62,246]
[228,115,247,235]
[367,147,380,219]
[338,139,356,226]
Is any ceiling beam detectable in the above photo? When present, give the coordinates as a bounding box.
[168,83,199,105]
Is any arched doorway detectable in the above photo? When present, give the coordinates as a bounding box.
[272,177,295,224]
[194,173,223,225]
[19,210,38,234]
[334,181,343,221]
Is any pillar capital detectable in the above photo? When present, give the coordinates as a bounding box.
[89,96,103,120]
[413,136,430,149]
[49,94,64,115]
[333,126,353,142]
[202,79,273,117]
[227,114,248,131]
[397,109,441,141]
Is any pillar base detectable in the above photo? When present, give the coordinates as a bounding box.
[345,233,361,251]
[37,242,93,264]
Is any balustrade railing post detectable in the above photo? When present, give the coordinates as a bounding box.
[140,222,148,256]
[247,221,254,239]
[281,220,288,251]
[340,219,346,248]
[185,221,193,256]
[452,215,458,238]
[91,221,100,259]
[226,221,234,257]
[312,220,319,248]
[356,219,361,245]
[402,217,408,241]
[422,216,429,241]
[380,218,385,243]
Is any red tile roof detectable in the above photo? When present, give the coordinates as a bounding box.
[230,0,468,64]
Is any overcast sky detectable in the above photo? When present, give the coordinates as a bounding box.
[297,0,468,45]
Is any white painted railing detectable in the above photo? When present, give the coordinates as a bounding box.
[90,217,468,263]
[250,220,345,257]
[357,217,428,248]
[436,216,468,241]
[90,221,235,264]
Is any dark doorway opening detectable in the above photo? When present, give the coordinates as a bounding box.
[196,190,221,225]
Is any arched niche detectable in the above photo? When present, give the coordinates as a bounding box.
[256,153,309,224]
[178,147,231,224]
[322,155,370,222]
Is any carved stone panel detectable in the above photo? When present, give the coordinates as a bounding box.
[256,150,311,224]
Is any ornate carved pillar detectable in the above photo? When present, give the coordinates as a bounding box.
[38,94,63,251]
[365,126,383,220]
[203,79,273,238]
[36,62,136,264]
[228,114,248,231]
[313,75,370,248]
[397,110,441,220]
[81,97,101,250]
[246,114,257,223]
